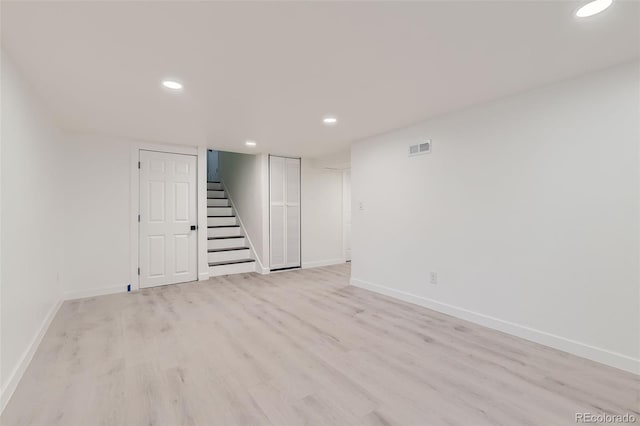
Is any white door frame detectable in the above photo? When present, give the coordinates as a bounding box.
[129,142,208,291]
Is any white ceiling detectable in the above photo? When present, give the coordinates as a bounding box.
[2,1,638,158]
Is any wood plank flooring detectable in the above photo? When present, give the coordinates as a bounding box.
[2,264,638,425]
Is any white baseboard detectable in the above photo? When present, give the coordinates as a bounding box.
[252,258,268,275]
[350,277,639,375]
[302,258,346,269]
[0,299,63,414]
[63,285,124,301]
[198,271,210,281]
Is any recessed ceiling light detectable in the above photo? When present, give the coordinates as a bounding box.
[245,140,257,147]
[162,80,183,90]
[323,116,338,125]
[576,0,613,17]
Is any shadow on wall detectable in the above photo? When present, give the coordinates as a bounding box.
[207,150,219,181]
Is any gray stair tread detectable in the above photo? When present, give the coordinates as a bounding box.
[209,259,255,267]
[208,247,250,252]
[208,235,244,239]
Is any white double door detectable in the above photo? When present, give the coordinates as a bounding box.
[269,156,301,270]
[139,150,198,288]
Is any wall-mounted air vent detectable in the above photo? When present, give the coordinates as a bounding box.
[409,140,432,157]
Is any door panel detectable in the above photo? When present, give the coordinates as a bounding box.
[286,204,300,266]
[174,235,190,274]
[174,182,189,221]
[286,159,300,203]
[148,236,166,277]
[269,156,300,270]
[148,181,165,222]
[140,150,198,288]
[270,156,285,203]
[270,205,286,268]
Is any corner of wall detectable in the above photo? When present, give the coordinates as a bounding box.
[0,49,68,414]
[0,299,63,414]
[350,276,640,374]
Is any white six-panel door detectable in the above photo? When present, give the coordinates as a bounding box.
[139,150,198,288]
[270,156,300,270]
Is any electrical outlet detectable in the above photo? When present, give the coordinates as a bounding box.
[429,272,438,285]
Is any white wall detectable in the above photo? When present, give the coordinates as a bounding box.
[60,136,209,294]
[1,52,64,409]
[218,151,269,271]
[301,159,344,268]
[61,134,131,298]
[351,61,640,373]
[0,50,345,412]
[207,150,219,182]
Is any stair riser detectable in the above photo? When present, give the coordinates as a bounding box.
[207,198,229,207]
[208,207,233,216]
[207,182,223,190]
[208,237,246,250]
[207,190,225,198]
[209,261,256,277]
[208,249,250,263]
[208,227,242,238]
[208,216,237,227]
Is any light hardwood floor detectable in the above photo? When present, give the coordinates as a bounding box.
[2,264,638,426]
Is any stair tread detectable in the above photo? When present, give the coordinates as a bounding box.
[208,197,227,199]
[207,181,221,183]
[209,259,255,267]
[208,215,235,217]
[208,236,244,239]
[208,225,240,228]
[208,246,250,252]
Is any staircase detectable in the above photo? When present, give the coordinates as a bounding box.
[207,181,256,276]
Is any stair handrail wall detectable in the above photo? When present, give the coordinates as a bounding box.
[218,178,268,274]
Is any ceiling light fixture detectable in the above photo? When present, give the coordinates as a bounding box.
[323,116,338,125]
[162,80,183,90]
[245,140,257,147]
[576,0,613,17]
